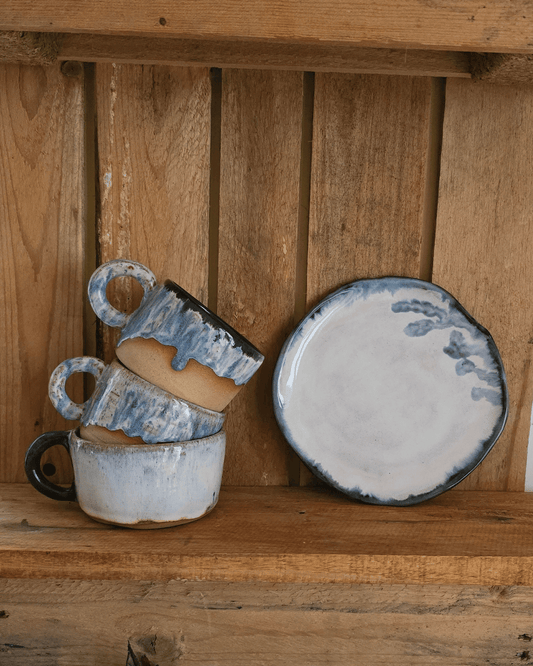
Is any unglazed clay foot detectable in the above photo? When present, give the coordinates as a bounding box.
[80,424,146,446]
[116,337,242,412]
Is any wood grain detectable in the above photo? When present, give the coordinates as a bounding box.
[3,483,533,586]
[303,73,434,484]
[3,1,533,54]
[217,70,302,486]
[471,52,533,85]
[307,74,433,308]
[3,579,533,665]
[95,64,211,362]
[56,33,472,78]
[433,79,533,492]
[0,64,85,483]
[0,30,61,64]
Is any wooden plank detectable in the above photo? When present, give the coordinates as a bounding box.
[0,31,472,79]
[303,73,434,484]
[2,579,533,665]
[217,70,302,486]
[433,79,533,492]
[56,34,473,78]
[3,484,533,585]
[95,64,211,362]
[307,73,433,306]
[0,64,85,483]
[3,1,533,54]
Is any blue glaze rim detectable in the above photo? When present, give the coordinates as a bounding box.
[117,281,265,385]
[272,276,509,507]
[163,280,264,363]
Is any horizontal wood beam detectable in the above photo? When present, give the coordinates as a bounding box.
[3,484,533,586]
[4,30,533,83]
[0,30,471,77]
[59,33,472,77]
[2,1,533,54]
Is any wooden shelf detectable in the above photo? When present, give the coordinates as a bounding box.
[2,483,533,586]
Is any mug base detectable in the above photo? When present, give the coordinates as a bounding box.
[117,336,242,411]
[83,502,218,529]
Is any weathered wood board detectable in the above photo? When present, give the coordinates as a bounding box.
[2,579,533,665]
[307,73,433,307]
[433,79,533,492]
[3,0,533,53]
[57,33,473,78]
[217,69,303,485]
[95,63,211,362]
[0,63,85,483]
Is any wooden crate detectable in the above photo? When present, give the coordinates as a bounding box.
[3,4,533,663]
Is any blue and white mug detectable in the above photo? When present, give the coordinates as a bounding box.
[49,357,225,445]
[88,259,264,411]
[25,428,226,528]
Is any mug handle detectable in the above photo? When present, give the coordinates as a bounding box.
[88,259,157,328]
[24,431,77,502]
[48,357,106,420]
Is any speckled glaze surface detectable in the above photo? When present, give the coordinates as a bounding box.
[273,277,508,506]
[88,259,264,385]
[69,430,226,527]
[49,357,225,444]
[26,429,226,528]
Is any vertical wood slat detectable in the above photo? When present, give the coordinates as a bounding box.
[303,73,434,484]
[0,63,85,483]
[218,69,303,485]
[95,64,211,362]
[308,73,433,308]
[433,79,533,491]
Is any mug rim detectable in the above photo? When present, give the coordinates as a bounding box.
[163,280,264,361]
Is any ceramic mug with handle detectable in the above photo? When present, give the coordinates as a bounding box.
[49,357,226,445]
[88,259,264,412]
[25,428,226,528]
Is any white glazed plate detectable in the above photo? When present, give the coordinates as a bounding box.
[273,277,508,505]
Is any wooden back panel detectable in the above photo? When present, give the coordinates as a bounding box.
[217,69,303,485]
[1,63,531,490]
[0,63,85,483]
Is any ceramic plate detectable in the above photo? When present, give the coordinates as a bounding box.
[273,277,508,505]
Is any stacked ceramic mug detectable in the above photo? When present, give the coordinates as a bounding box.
[25,259,264,529]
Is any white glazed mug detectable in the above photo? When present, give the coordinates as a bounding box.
[48,357,225,445]
[87,259,264,411]
[25,429,226,528]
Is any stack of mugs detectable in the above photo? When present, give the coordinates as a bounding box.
[25,259,264,529]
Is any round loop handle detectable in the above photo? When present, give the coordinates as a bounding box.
[88,259,157,328]
[24,431,77,502]
[49,357,106,420]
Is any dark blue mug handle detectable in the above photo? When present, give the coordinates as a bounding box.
[24,431,77,502]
